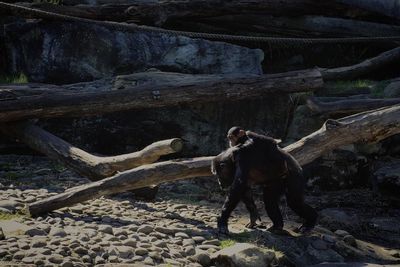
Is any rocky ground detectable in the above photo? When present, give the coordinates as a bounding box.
[0,155,399,267]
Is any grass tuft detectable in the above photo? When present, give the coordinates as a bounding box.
[0,73,28,84]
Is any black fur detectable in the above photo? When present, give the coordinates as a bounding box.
[212,131,317,234]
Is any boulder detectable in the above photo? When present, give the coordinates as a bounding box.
[383,79,400,98]
[320,208,361,232]
[211,243,276,267]
[373,158,400,196]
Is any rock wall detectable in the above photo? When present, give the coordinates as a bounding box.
[1,19,293,156]
[3,21,263,83]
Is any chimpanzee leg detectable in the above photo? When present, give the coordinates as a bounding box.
[285,172,318,227]
[218,180,245,234]
[263,181,285,229]
[241,187,260,228]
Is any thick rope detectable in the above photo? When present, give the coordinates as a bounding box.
[1,1,400,44]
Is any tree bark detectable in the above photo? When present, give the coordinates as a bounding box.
[1,121,183,180]
[1,1,378,26]
[28,104,400,216]
[306,96,400,115]
[336,0,400,21]
[202,15,400,37]
[320,46,400,81]
[0,69,323,123]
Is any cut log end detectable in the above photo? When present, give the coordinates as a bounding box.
[169,138,184,153]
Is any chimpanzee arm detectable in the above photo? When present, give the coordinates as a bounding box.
[218,154,248,234]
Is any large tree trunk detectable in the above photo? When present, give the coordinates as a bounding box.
[28,104,400,216]
[320,46,400,81]
[1,1,379,26]
[0,69,323,123]
[306,96,400,115]
[0,121,183,180]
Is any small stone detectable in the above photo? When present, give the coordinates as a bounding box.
[0,200,20,212]
[132,255,144,261]
[74,246,88,255]
[137,224,153,234]
[144,256,155,265]
[334,229,350,237]
[175,232,190,238]
[109,255,119,263]
[154,226,177,235]
[154,240,167,248]
[49,227,67,237]
[13,251,25,260]
[192,236,206,243]
[185,246,196,256]
[190,251,211,266]
[95,256,105,264]
[82,255,92,263]
[135,247,149,256]
[18,242,30,250]
[25,228,47,237]
[61,261,74,267]
[343,235,357,247]
[48,255,64,264]
[31,239,47,248]
[98,225,113,235]
[21,257,34,264]
[122,239,137,247]
[34,258,45,266]
[149,251,162,261]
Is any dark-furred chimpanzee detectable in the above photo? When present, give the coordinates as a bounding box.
[211,126,318,235]
[213,148,261,229]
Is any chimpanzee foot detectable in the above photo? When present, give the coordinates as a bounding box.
[296,224,315,235]
[245,221,257,229]
[266,224,284,234]
[218,225,230,236]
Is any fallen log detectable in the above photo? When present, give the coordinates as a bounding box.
[0,69,323,123]
[0,121,183,180]
[337,0,400,21]
[306,96,400,115]
[202,15,400,37]
[1,1,378,26]
[320,46,400,81]
[28,104,400,216]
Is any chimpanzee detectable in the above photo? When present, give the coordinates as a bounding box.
[213,148,261,229]
[211,126,318,235]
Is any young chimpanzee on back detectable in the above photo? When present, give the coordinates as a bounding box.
[212,126,317,235]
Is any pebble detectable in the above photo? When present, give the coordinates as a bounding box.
[49,227,67,237]
[137,224,154,234]
[175,232,190,238]
[135,247,149,256]
[334,229,350,237]
[25,228,47,237]
[343,235,357,247]
[31,239,47,248]
[98,225,113,235]
[191,251,211,266]
[48,254,64,264]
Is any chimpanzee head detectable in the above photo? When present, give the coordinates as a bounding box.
[211,147,237,189]
[227,126,246,147]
